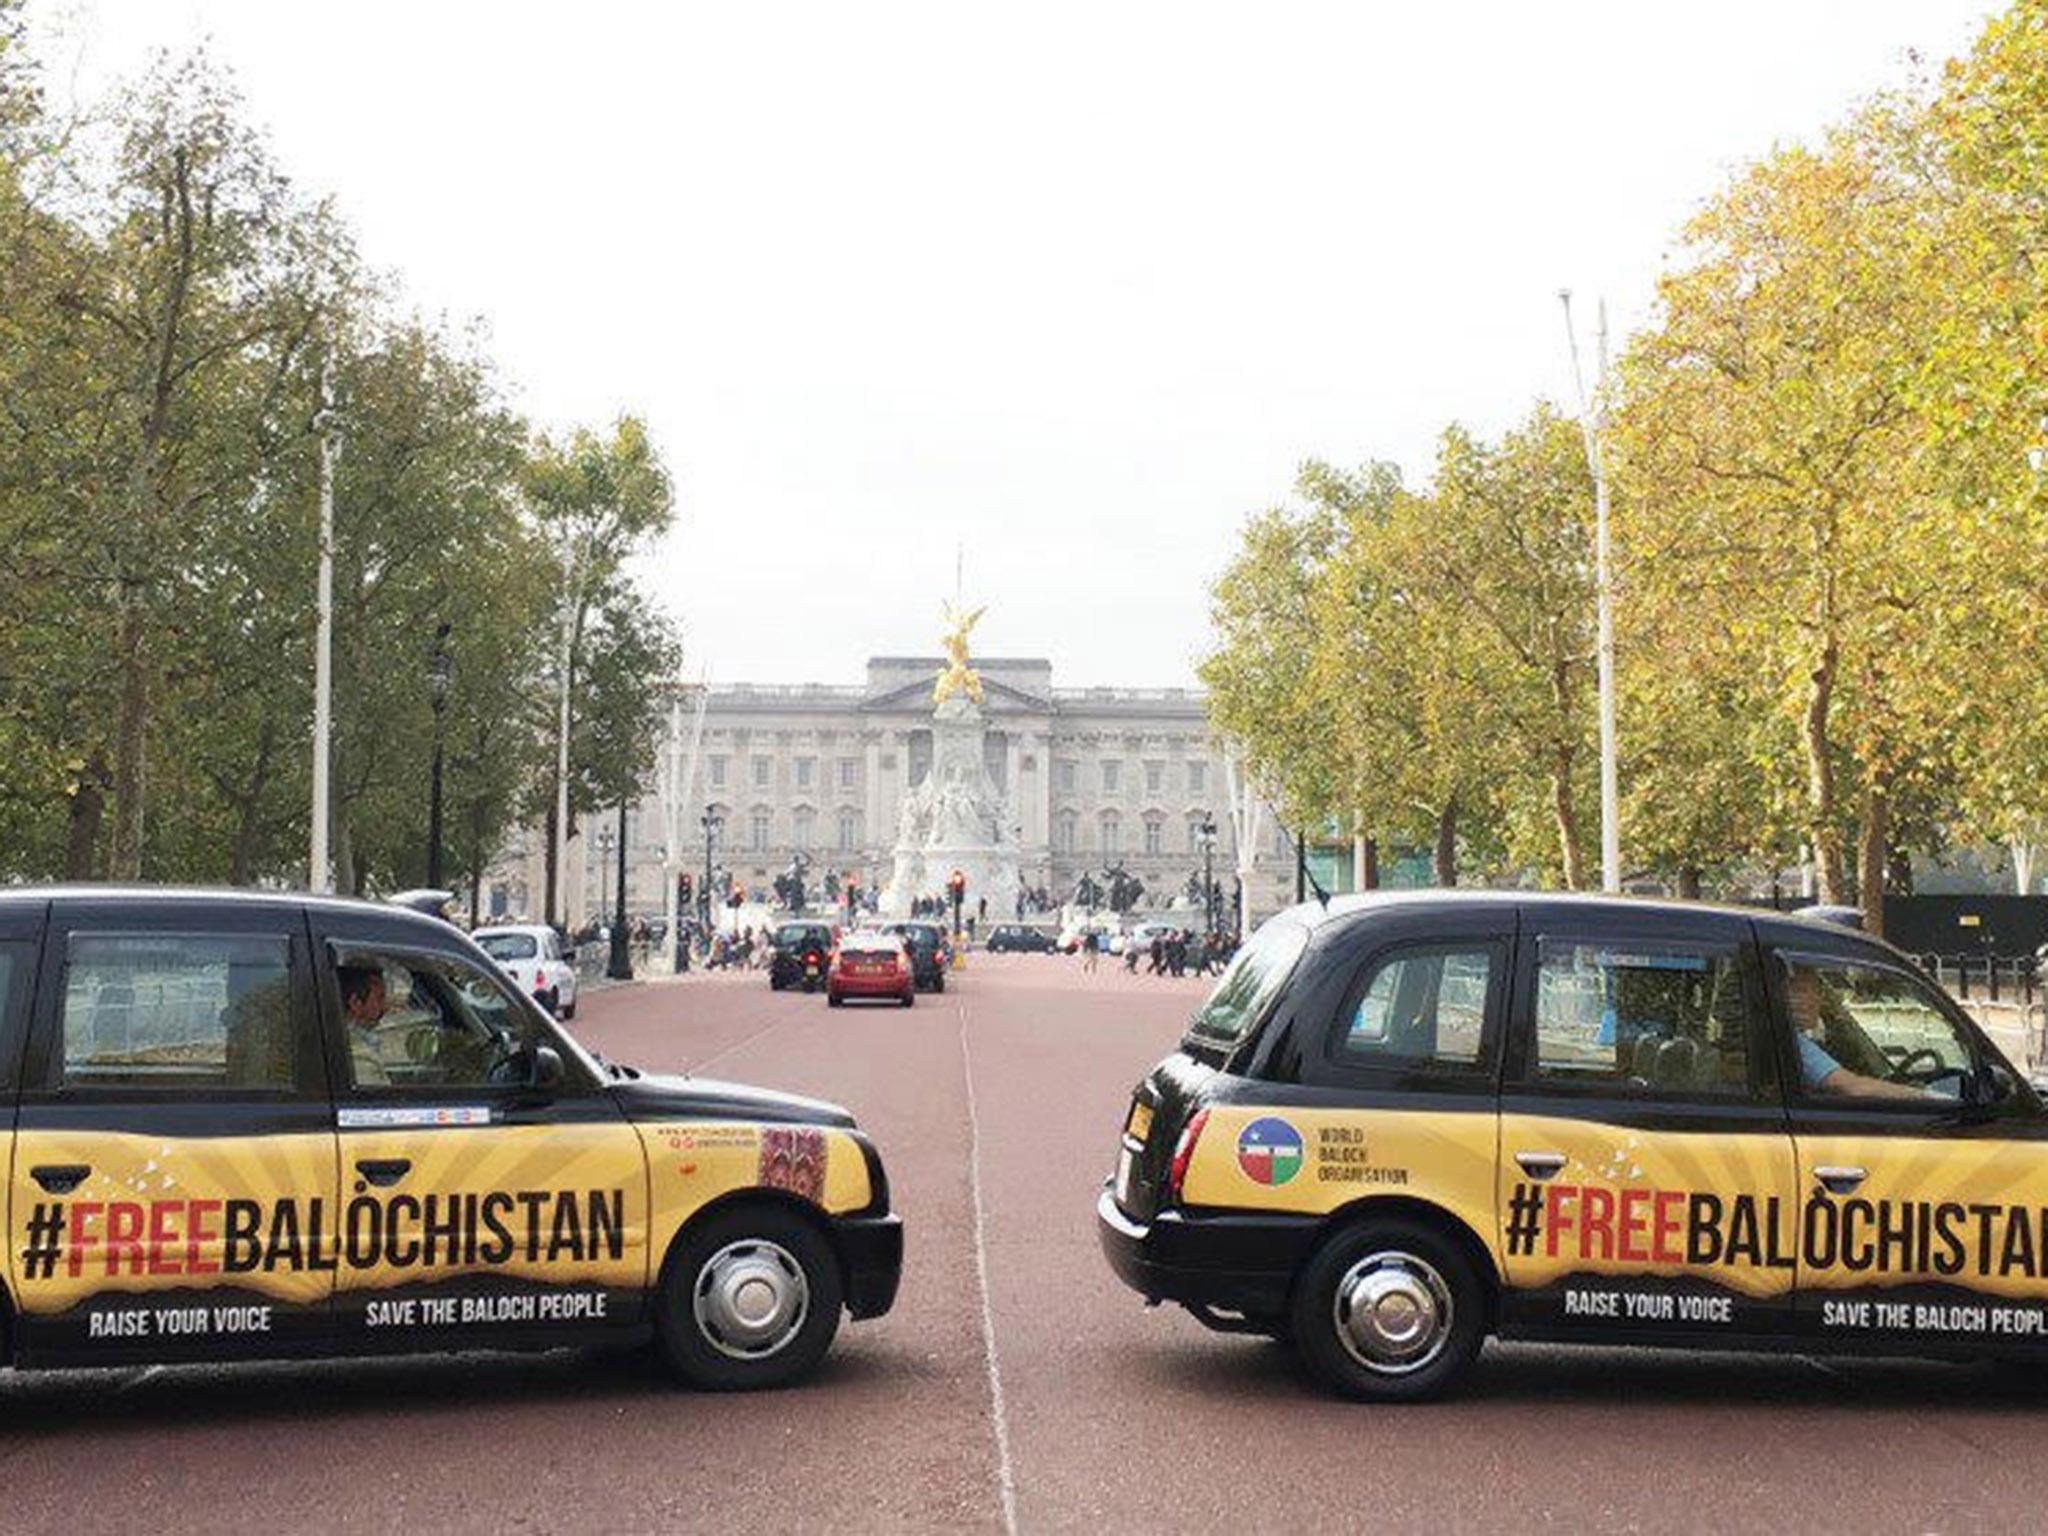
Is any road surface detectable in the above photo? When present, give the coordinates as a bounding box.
[2,957,2044,1532]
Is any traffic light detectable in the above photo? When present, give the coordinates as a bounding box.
[679,872,693,906]
[946,869,967,901]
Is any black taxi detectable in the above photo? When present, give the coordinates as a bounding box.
[1099,891,2042,1399]
[0,888,901,1389]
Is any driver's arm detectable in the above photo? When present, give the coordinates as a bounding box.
[1815,1064,1936,1101]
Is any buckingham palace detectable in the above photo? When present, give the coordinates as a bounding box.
[491,656,1297,928]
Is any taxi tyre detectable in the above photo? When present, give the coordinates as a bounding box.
[827,991,844,1007]
[1289,1217,1485,1401]
[655,1202,844,1390]
[540,986,560,1017]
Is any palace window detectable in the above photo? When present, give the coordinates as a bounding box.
[796,757,815,788]
[751,809,772,851]
[753,757,771,788]
[1057,760,1076,793]
[709,755,728,789]
[839,758,858,789]
[1186,761,1206,794]
[792,807,815,849]
[1100,811,1121,854]
[1144,761,1163,794]
[1101,761,1120,794]
[838,809,860,852]
[1143,817,1163,856]
[1055,811,1077,854]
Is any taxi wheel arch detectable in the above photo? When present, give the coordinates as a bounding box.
[652,1190,846,1390]
[1288,1201,1494,1401]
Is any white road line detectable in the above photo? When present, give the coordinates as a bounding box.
[686,1018,784,1075]
[958,991,1021,1536]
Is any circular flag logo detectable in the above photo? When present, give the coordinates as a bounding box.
[1236,1116,1304,1187]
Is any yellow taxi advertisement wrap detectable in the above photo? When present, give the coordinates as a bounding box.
[1180,1104,1498,1260]
[1498,1114,1799,1305]
[8,1129,340,1315]
[641,1121,875,1262]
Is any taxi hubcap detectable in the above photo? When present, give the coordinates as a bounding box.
[693,1239,810,1360]
[1332,1251,1452,1374]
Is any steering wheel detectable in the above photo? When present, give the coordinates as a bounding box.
[1888,1047,1946,1082]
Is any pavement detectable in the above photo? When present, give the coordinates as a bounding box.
[4,956,2048,1532]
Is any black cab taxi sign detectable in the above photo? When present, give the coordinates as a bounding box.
[0,888,901,1389]
[1099,891,2040,1400]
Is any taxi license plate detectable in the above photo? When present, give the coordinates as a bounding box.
[1124,1100,1153,1142]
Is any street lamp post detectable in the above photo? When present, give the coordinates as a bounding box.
[427,622,452,890]
[1199,817,1218,935]
[608,798,633,981]
[701,810,722,934]
[596,823,614,931]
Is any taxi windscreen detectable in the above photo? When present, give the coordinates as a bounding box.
[1184,918,1307,1048]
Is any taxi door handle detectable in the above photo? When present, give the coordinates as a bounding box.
[355,1158,411,1188]
[30,1164,89,1194]
[1814,1165,1866,1196]
[1515,1151,1567,1181]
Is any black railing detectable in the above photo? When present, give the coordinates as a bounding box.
[1921,954,2040,1007]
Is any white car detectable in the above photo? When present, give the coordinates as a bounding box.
[475,924,579,1018]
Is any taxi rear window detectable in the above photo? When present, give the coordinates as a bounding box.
[479,933,539,960]
[1184,919,1307,1049]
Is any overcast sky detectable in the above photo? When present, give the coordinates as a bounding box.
[31,0,1997,686]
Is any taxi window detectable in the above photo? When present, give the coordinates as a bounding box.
[1778,954,1985,1101]
[478,933,539,961]
[1533,940,1754,1097]
[333,949,568,1092]
[1185,918,1307,1047]
[1341,945,1494,1068]
[60,934,295,1090]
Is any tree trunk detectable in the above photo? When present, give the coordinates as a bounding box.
[2012,839,2037,896]
[470,794,486,927]
[1552,744,1586,891]
[228,721,277,886]
[543,799,560,927]
[335,806,358,897]
[1802,635,1844,903]
[1433,796,1458,887]
[1362,837,1380,891]
[65,749,108,879]
[108,583,150,878]
[1857,775,1891,941]
[1677,865,1703,901]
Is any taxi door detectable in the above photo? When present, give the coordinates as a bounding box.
[6,897,339,1365]
[1497,908,1800,1340]
[1770,942,2048,1352]
[309,914,649,1350]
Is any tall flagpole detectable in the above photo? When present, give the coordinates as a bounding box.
[1562,290,1621,894]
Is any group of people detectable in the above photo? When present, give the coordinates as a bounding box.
[702,925,773,970]
[1075,926,1235,977]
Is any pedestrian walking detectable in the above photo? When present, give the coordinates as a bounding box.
[1082,928,1100,973]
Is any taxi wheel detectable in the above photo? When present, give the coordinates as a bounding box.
[1289,1218,1484,1401]
[827,992,844,1007]
[539,987,560,1017]
[560,993,576,1020]
[656,1205,843,1390]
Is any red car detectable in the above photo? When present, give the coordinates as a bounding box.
[827,933,916,1007]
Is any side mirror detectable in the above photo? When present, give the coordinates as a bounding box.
[530,1045,565,1092]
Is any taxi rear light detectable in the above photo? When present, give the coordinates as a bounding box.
[1167,1108,1209,1203]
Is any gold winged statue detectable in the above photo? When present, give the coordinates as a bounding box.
[933,602,986,706]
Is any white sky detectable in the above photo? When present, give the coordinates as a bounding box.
[31,0,1998,686]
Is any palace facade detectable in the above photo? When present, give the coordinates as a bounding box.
[489,657,1298,928]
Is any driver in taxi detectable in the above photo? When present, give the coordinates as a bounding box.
[338,962,391,1086]
[1785,963,1935,1100]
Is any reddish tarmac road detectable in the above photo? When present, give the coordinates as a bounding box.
[3,956,2048,1533]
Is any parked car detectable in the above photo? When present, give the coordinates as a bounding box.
[475,923,579,1018]
[881,921,950,991]
[0,886,902,1389]
[769,922,838,992]
[828,933,916,1008]
[1100,890,2037,1401]
[985,924,1056,953]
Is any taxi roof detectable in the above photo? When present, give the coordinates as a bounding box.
[1271,888,1900,955]
[0,883,463,927]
